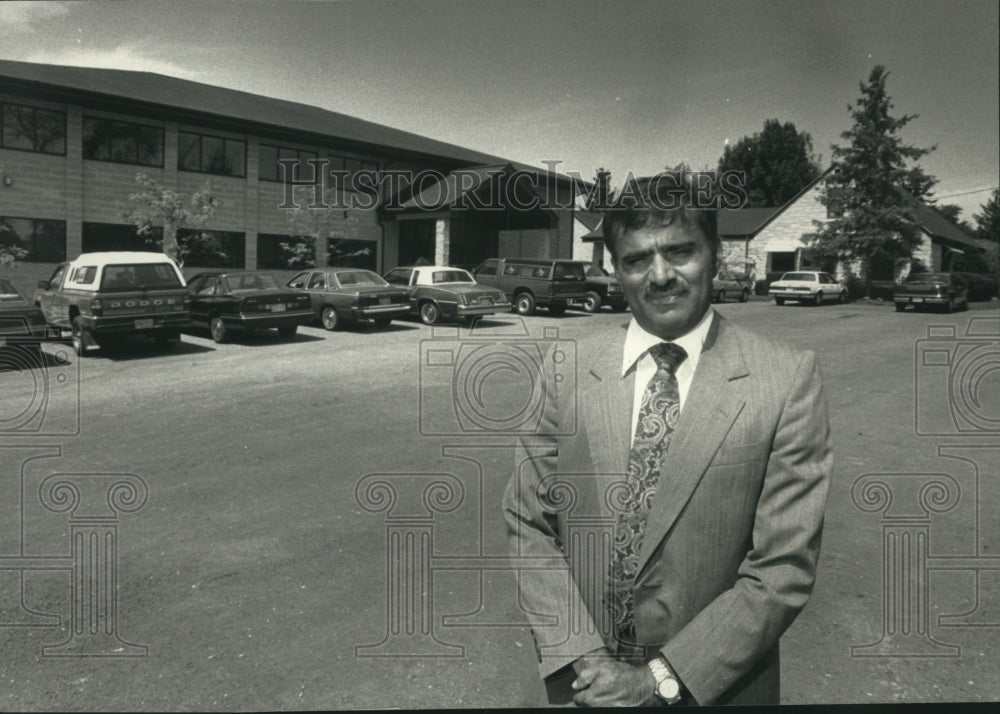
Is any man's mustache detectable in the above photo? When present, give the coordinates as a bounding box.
[645,281,687,298]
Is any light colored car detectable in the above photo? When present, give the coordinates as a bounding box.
[712,270,750,303]
[768,271,847,306]
[382,265,510,325]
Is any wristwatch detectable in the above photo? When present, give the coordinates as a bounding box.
[647,656,683,704]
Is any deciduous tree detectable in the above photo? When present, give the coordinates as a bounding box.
[117,173,221,266]
[717,119,821,207]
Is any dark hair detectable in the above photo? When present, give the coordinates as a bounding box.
[601,172,720,263]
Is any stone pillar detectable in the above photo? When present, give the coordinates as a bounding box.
[434,217,450,266]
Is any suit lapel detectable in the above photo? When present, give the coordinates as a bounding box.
[636,315,749,575]
[581,326,632,513]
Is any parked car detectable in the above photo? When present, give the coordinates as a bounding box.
[287,268,411,330]
[754,270,786,296]
[186,271,313,343]
[382,265,510,325]
[712,270,750,303]
[769,271,847,306]
[952,271,999,302]
[893,272,970,313]
[34,251,190,356]
[1,277,50,361]
[471,258,587,316]
[565,262,627,312]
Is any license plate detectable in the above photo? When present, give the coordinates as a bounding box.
[270,304,286,312]
[911,297,924,303]
[135,318,154,329]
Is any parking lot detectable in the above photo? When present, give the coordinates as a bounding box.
[1,299,999,708]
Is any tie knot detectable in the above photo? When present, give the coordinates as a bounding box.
[649,342,686,373]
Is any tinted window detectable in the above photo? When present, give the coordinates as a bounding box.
[100,263,182,291]
[384,269,413,286]
[553,263,586,280]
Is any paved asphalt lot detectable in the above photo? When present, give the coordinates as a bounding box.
[1,298,998,709]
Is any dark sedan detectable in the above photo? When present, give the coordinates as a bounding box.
[287,268,410,330]
[893,272,970,313]
[1,277,51,362]
[186,271,313,343]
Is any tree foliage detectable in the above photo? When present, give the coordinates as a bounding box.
[808,65,938,294]
[284,188,361,268]
[974,188,1000,273]
[717,119,821,207]
[117,173,221,266]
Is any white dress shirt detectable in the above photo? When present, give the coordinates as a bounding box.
[621,308,715,444]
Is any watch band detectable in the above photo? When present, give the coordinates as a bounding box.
[647,656,682,704]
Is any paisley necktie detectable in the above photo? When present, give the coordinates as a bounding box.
[609,341,687,646]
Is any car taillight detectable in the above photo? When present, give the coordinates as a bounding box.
[90,298,103,316]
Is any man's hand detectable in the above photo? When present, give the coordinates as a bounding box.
[571,653,656,707]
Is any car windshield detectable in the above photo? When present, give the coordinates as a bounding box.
[100,263,184,291]
[553,263,586,280]
[781,273,815,281]
[224,274,280,292]
[431,270,474,284]
[0,279,27,304]
[905,273,949,284]
[335,270,388,287]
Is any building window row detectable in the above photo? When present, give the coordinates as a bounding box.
[83,116,164,167]
[0,217,67,262]
[1,102,66,155]
[2,102,381,183]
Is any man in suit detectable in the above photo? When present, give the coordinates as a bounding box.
[503,174,832,706]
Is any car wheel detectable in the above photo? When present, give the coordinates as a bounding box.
[374,318,392,328]
[277,325,297,338]
[420,301,441,325]
[321,306,340,331]
[837,291,846,304]
[514,292,536,316]
[582,291,602,313]
[775,297,785,306]
[812,292,822,306]
[70,315,93,357]
[740,289,749,303]
[944,297,954,314]
[210,315,230,343]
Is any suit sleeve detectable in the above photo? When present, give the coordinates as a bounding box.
[661,350,833,704]
[502,367,609,680]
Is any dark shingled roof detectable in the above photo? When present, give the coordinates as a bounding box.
[717,207,782,237]
[0,59,581,184]
[912,203,993,251]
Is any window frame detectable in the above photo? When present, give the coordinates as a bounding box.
[178,130,247,177]
[82,116,164,167]
[0,102,67,155]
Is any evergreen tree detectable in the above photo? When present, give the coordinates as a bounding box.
[717,119,820,207]
[809,66,937,295]
[974,188,1000,273]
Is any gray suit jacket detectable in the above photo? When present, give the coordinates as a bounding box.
[503,314,832,705]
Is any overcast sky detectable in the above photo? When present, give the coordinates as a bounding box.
[1,0,997,220]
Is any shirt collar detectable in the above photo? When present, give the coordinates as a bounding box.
[621,307,715,378]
